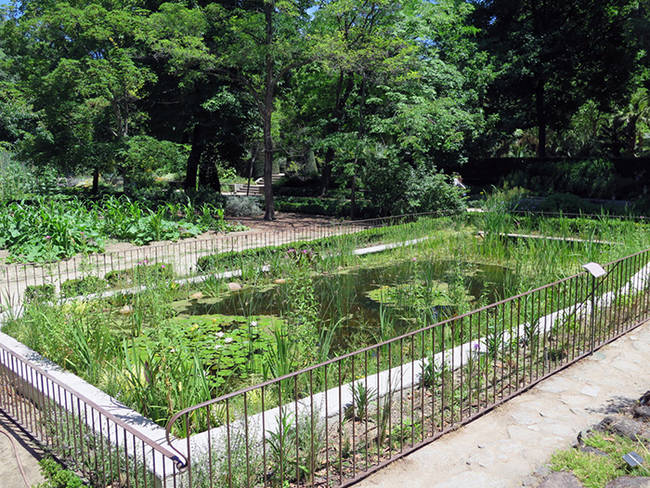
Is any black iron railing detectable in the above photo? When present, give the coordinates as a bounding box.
[165,249,650,488]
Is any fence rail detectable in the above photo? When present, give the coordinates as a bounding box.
[0,337,186,487]
[165,248,650,488]
[0,210,648,488]
[0,211,453,311]
[2,208,647,311]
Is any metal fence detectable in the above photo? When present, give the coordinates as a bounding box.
[1,209,647,311]
[0,339,187,487]
[0,211,452,311]
[0,210,648,488]
[165,248,650,488]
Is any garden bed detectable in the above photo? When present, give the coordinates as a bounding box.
[4,213,649,433]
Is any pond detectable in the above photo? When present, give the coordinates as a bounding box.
[173,258,512,348]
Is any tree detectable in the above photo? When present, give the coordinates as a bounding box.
[2,1,155,191]
[472,0,639,158]
[143,2,258,195]
[208,0,314,220]
[279,0,486,214]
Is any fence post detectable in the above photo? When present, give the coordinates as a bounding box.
[582,262,607,353]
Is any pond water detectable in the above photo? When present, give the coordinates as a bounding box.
[174,258,512,347]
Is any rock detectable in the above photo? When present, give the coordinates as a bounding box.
[604,477,650,488]
[189,291,204,300]
[274,278,286,284]
[227,282,242,291]
[579,446,608,457]
[640,391,650,406]
[118,305,133,315]
[597,416,650,442]
[538,471,583,488]
[633,405,650,421]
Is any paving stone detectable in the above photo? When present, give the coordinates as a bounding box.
[538,471,583,488]
[512,411,543,425]
[434,470,504,488]
[580,385,600,397]
[355,322,650,488]
[604,477,650,488]
[544,423,578,437]
[611,360,640,373]
[537,378,572,394]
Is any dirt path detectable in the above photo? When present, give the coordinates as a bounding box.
[0,412,44,488]
[356,320,650,488]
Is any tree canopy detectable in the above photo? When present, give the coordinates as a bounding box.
[0,0,647,216]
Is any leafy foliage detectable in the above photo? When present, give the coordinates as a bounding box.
[0,196,238,262]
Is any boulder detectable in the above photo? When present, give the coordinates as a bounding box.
[604,477,650,488]
[538,471,584,488]
[633,405,650,421]
[639,391,650,406]
[597,416,650,442]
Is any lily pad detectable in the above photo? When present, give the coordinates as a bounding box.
[366,280,454,308]
[168,314,285,333]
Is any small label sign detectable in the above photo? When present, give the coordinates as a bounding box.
[583,262,607,278]
[622,451,644,467]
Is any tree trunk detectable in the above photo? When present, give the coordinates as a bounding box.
[92,167,100,194]
[262,109,274,220]
[199,153,221,193]
[320,148,334,196]
[351,75,367,218]
[263,3,275,221]
[185,125,204,194]
[535,78,547,159]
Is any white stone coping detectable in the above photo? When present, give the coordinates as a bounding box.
[0,332,183,479]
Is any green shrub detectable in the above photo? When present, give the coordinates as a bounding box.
[105,262,173,286]
[0,195,237,263]
[61,276,108,298]
[224,196,262,217]
[0,150,38,203]
[536,193,599,213]
[36,458,84,488]
[24,284,55,303]
[558,158,616,199]
[501,158,618,199]
[363,164,465,216]
[275,196,377,217]
[118,135,189,191]
[403,169,467,215]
